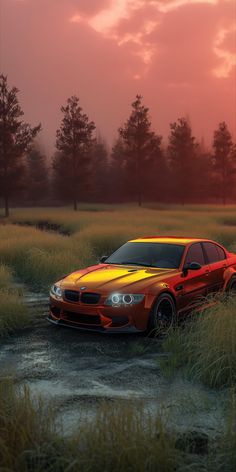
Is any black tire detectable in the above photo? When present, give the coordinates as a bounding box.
[148,293,177,336]
[227,277,236,294]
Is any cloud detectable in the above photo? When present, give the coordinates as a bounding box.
[155,0,219,13]
[81,0,236,80]
[213,26,236,77]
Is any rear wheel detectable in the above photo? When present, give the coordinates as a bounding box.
[148,293,176,335]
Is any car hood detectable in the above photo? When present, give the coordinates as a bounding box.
[60,264,178,293]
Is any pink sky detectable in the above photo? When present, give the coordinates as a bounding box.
[1,0,236,154]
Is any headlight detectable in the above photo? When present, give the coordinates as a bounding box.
[50,284,63,300]
[105,293,144,306]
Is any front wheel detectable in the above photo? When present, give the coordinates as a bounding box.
[227,277,236,294]
[148,293,176,335]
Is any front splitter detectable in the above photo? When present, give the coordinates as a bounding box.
[47,315,142,334]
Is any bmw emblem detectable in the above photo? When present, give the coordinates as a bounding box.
[80,286,87,290]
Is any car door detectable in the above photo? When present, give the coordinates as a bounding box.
[177,242,210,314]
[202,242,227,295]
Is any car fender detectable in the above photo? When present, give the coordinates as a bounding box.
[147,282,177,312]
[223,266,236,291]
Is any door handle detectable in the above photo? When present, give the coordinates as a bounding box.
[205,269,210,276]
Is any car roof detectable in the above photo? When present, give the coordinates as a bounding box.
[129,236,213,245]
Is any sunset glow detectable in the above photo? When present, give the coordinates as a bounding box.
[1,0,235,152]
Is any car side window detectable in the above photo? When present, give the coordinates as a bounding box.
[185,243,205,266]
[216,245,226,261]
[203,242,226,264]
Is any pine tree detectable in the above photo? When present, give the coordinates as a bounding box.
[26,145,49,205]
[194,142,212,202]
[212,122,235,205]
[146,147,170,203]
[119,95,162,206]
[89,136,108,202]
[168,117,198,205]
[54,96,95,210]
[0,75,41,216]
[109,138,127,202]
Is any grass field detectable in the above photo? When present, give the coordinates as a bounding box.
[0,264,29,336]
[0,204,236,470]
[0,380,235,472]
[0,204,236,288]
[161,296,236,388]
[1,204,236,366]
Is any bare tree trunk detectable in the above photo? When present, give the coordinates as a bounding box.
[138,176,142,207]
[222,167,226,205]
[137,151,142,207]
[138,193,142,207]
[5,193,9,217]
[72,149,78,211]
[3,158,9,217]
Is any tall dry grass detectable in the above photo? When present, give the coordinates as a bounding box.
[162,297,236,388]
[0,380,235,471]
[0,264,13,289]
[0,264,29,336]
[1,205,236,288]
[0,225,94,288]
[0,380,57,471]
[1,206,236,468]
[0,380,177,472]
[0,290,29,336]
[9,204,236,245]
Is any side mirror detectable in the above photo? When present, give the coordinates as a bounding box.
[100,255,108,264]
[188,262,202,270]
[182,261,202,276]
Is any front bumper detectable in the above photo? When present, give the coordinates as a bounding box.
[48,295,150,333]
[47,313,141,333]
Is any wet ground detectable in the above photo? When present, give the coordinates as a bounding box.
[0,289,227,437]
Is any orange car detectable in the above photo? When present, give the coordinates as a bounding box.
[48,237,236,333]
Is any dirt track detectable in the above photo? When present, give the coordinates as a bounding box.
[0,289,227,437]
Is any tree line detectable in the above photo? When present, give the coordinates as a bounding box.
[0,74,235,216]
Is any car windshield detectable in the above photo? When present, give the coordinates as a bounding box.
[105,242,185,269]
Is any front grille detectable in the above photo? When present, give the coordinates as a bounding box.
[81,292,101,304]
[64,290,80,303]
[63,311,101,325]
